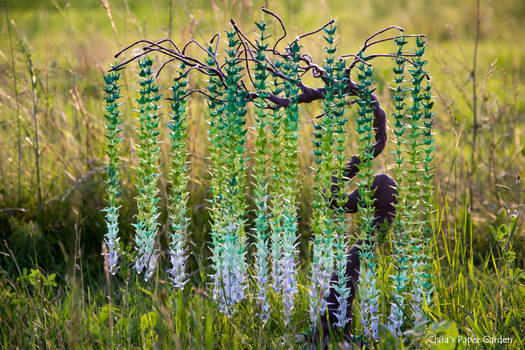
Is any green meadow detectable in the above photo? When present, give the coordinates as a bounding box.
[0,0,523,348]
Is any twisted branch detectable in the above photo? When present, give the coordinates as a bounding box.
[111,9,425,163]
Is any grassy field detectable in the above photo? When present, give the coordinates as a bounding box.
[0,0,524,348]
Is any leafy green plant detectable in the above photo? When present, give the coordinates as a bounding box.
[332,50,352,330]
[133,57,162,281]
[384,35,436,334]
[268,73,285,297]
[166,65,190,288]
[388,35,411,335]
[355,56,380,341]
[207,29,249,315]
[308,23,351,329]
[406,37,431,324]
[420,47,436,309]
[252,20,271,320]
[278,39,302,323]
[102,63,125,275]
[205,42,228,310]
[309,24,337,325]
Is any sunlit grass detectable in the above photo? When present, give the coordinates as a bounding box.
[0,0,523,348]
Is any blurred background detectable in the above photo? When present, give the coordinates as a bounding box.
[0,0,523,279]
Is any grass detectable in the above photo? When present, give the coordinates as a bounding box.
[1,204,521,348]
[0,0,524,348]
